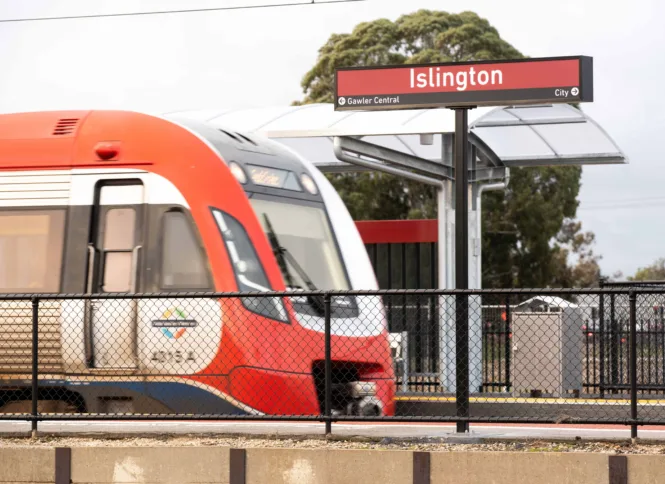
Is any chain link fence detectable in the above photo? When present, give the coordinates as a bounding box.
[1,288,664,436]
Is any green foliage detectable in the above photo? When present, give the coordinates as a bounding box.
[298,10,522,105]
[481,166,600,288]
[295,9,600,288]
[628,259,665,281]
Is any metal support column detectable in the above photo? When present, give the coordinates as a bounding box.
[467,147,482,395]
[453,107,471,433]
[438,135,455,394]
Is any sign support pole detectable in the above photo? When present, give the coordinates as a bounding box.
[453,106,472,433]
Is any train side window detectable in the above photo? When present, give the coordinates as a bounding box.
[160,211,209,289]
[0,210,66,293]
[104,208,135,250]
[101,208,136,293]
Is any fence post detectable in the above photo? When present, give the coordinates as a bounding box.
[599,280,605,399]
[629,291,638,440]
[455,291,469,433]
[31,297,39,439]
[324,292,332,436]
[401,331,409,394]
[661,306,664,387]
[504,294,511,393]
[610,293,618,394]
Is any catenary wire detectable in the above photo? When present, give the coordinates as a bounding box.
[0,0,367,23]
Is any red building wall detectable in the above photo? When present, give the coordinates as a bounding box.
[354,220,438,244]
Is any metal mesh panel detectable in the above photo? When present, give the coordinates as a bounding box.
[0,288,663,438]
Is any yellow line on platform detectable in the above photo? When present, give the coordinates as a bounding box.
[396,396,665,406]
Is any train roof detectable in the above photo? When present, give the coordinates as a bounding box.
[0,109,309,172]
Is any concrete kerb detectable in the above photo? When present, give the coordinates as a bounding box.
[7,423,665,484]
[2,444,665,484]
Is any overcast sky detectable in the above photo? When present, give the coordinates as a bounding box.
[0,0,663,278]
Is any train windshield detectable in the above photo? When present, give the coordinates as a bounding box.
[249,197,349,291]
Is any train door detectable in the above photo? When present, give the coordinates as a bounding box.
[86,181,144,370]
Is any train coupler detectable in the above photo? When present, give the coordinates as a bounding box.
[331,381,383,417]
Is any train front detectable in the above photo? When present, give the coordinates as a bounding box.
[169,116,396,417]
[247,166,396,418]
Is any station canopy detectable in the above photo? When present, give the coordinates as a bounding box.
[167,103,628,175]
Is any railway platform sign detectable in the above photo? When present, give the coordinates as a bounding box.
[334,55,595,434]
[334,56,593,110]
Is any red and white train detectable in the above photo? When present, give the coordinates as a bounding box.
[0,109,395,417]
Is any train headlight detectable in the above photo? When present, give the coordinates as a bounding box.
[230,161,247,184]
[300,173,318,195]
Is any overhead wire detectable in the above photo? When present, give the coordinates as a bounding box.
[579,204,665,212]
[583,195,665,206]
[0,0,366,23]
[578,199,665,211]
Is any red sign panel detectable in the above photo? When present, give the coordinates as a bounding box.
[334,56,593,110]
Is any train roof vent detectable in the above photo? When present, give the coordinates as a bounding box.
[219,129,241,143]
[219,129,258,146]
[218,128,269,155]
[236,132,257,146]
[52,118,80,136]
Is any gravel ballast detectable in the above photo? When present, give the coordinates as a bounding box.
[1,434,665,454]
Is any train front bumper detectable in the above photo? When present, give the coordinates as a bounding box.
[228,366,395,416]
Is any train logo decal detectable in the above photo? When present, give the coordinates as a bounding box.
[151,307,198,339]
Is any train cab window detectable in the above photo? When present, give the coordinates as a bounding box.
[160,211,209,289]
[0,210,65,293]
[249,198,349,291]
[211,208,288,323]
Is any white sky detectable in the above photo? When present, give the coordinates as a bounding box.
[0,0,663,278]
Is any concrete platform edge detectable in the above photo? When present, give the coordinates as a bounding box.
[1,445,663,484]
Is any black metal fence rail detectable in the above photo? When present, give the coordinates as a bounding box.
[391,291,665,399]
[1,287,665,437]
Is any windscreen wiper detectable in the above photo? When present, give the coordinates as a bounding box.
[262,214,326,315]
[262,214,296,289]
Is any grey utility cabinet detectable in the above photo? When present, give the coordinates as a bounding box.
[510,296,584,398]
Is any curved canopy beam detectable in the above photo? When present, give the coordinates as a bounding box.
[469,104,628,167]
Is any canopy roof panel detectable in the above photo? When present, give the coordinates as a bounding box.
[469,104,626,167]
[167,103,628,170]
[168,103,493,137]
